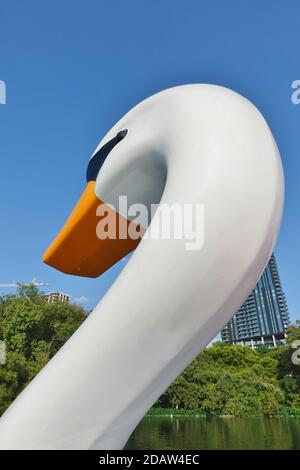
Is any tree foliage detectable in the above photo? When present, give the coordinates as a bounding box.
[0,287,299,418]
[156,329,300,417]
[0,286,86,415]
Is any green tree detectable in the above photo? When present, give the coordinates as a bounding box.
[16,283,40,299]
[1,290,300,419]
[0,287,86,416]
[156,334,298,417]
[2,297,50,359]
[0,352,29,415]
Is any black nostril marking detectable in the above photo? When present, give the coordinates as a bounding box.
[86,129,128,182]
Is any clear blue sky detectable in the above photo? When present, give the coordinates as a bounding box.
[0,1,299,323]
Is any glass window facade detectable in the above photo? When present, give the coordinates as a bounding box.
[221,254,290,347]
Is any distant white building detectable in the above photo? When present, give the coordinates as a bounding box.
[42,292,70,304]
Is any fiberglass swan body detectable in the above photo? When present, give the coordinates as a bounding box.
[0,84,284,449]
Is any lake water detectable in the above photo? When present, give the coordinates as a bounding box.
[125,416,300,450]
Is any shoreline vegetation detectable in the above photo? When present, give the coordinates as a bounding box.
[0,285,300,418]
[147,407,300,418]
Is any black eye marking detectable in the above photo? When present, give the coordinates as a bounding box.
[86,129,128,182]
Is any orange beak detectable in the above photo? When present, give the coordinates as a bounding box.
[43,181,141,278]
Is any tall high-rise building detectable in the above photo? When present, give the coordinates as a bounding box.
[221,254,290,347]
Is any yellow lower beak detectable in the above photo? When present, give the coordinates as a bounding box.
[43,181,141,278]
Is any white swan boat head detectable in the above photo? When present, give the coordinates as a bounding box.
[0,84,284,449]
